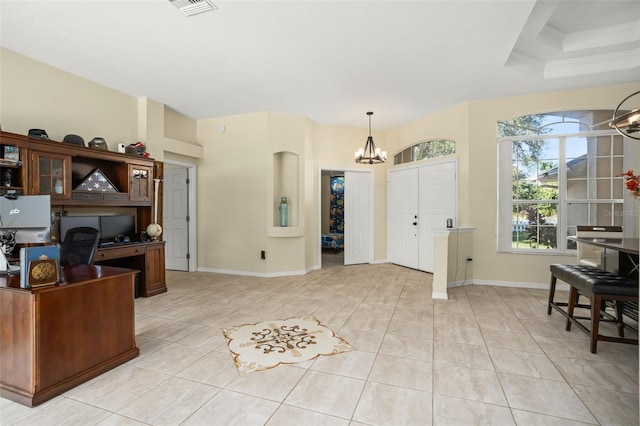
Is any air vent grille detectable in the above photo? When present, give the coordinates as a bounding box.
[169,0,217,17]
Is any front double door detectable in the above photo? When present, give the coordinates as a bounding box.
[388,160,457,272]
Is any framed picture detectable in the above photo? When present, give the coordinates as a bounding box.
[3,146,19,162]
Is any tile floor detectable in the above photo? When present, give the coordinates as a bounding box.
[1,258,639,425]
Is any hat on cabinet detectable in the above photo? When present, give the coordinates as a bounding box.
[62,134,85,146]
[88,137,108,150]
[28,129,49,140]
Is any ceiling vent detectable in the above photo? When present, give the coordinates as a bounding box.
[169,0,217,17]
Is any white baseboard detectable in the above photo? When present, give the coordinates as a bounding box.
[306,265,321,274]
[196,267,309,278]
[196,264,568,292]
[198,261,393,278]
[471,278,569,291]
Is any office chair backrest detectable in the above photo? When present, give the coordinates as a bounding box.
[61,227,100,265]
[576,225,623,268]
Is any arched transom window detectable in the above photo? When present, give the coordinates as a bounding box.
[394,139,456,165]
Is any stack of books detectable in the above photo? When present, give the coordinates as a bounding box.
[20,245,60,289]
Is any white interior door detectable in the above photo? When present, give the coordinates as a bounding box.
[163,166,189,271]
[344,171,372,265]
[418,161,457,272]
[388,168,419,269]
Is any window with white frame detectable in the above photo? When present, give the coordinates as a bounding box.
[497,110,638,253]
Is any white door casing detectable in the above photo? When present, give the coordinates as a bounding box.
[344,170,373,265]
[388,167,419,269]
[164,166,189,271]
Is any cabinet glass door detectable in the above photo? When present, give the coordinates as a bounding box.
[0,144,23,193]
[33,152,70,198]
[129,165,152,202]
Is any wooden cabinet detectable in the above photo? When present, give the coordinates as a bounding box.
[129,164,153,202]
[0,132,159,208]
[94,241,167,297]
[0,143,24,194]
[0,131,166,298]
[30,150,71,199]
[145,242,166,296]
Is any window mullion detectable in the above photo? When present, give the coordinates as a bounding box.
[558,137,567,251]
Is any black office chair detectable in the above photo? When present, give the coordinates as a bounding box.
[60,227,100,265]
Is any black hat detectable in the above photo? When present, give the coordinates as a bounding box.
[125,145,139,156]
[62,134,85,146]
[28,129,49,140]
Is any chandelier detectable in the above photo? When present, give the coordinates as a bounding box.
[610,91,640,140]
[355,112,387,164]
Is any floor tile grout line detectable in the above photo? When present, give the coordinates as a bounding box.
[8,266,634,424]
[491,285,607,425]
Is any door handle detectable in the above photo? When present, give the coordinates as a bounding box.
[413,222,418,226]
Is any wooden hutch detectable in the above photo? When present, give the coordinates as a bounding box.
[0,131,166,297]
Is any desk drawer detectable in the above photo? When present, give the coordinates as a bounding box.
[72,192,102,201]
[104,193,129,201]
[95,246,146,261]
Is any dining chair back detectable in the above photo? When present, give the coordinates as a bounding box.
[576,225,623,268]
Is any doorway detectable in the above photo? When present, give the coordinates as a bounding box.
[319,168,373,268]
[388,159,457,272]
[163,160,197,271]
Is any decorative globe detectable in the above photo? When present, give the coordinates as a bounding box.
[146,223,162,240]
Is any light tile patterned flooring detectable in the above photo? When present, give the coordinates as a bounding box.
[2,258,639,425]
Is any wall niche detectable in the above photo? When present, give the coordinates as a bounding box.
[270,151,302,237]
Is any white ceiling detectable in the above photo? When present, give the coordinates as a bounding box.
[1,0,639,130]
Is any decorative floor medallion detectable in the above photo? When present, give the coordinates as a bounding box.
[222,315,354,374]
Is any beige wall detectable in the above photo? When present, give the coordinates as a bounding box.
[196,112,271,273]
[386,83,640,286]
[468,84,639,285]
[164,106,197,144]
[3,48,638,283]
[313,124,389,262]
[0,48,138,150]
[387,103,471,225]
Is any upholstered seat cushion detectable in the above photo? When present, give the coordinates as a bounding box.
[550,264,638,297]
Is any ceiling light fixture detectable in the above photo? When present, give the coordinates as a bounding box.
[169,0,217,17]
[355,112,387,164]
[610,91,640,140]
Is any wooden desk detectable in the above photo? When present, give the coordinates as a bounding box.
[94,240,166,297]
[569,236,639,278]
[0,265,139,407]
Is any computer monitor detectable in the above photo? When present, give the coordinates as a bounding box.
[0,194,52,273]
[99,215,135,241]
[59,216,100,242]
[0,195,51,243]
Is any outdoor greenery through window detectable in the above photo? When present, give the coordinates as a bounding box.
[498,110,637,253]
[394,139,456,165]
